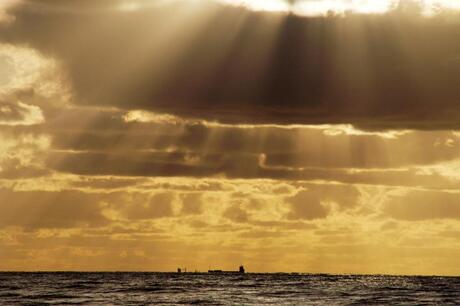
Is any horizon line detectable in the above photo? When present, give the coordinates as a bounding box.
[0,271,458,278]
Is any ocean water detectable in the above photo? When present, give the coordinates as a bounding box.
[0,272,459,305]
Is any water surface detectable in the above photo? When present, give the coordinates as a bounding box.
[0,272,458,305]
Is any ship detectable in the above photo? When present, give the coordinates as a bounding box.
[208,265,245,274]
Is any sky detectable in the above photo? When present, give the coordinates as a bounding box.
[0,0,460,275]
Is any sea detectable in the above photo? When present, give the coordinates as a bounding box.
[0,272,459,305]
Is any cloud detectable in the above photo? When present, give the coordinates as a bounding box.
[223,0,460,16]
[286,190,330,220]
[121,192,176,220]
[180,193,204,215]
[0,188,110,230]
[0,131,50,179]
[0,0,460,276]
[35,106,460,188]
[0,43,62,98]
[2,1,460,129]
[239,230,288,239]
[44,149,460,190]
[0,101,44,125]
[223,203,250,223]
[383,190,460,220]
[0,176,458,275]
[0,0,19,24]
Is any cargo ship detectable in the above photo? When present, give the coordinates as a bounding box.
[208,265,245,274]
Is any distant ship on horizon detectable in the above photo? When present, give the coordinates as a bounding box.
[177,265,246,274]
[208,265,245,274]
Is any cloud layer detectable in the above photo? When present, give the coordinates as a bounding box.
[2,0,460,128]
[0,0,459,275]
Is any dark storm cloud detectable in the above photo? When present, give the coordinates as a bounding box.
[46,151,229,177]
[2,1,460,129]
[44,148,460,190]
[34,108,459,189]
[263,131,460,169]
[45,108,460,168]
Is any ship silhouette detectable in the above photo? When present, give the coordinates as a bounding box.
[208,265,245,274]
[176,265,245,274]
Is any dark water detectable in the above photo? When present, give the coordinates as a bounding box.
[0,272,459,305]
